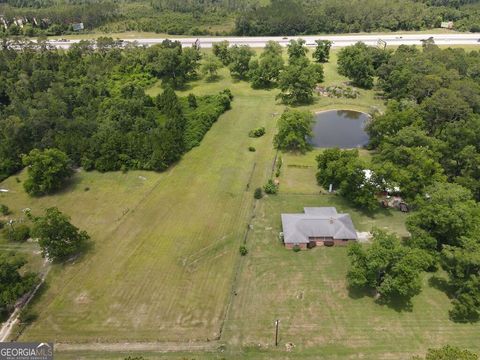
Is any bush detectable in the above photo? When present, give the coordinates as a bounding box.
[264,179,278,194]
[239,245,248,256]
[0,204,10,216]
[19,308,38,324]
[248,127,266,138]
[275,154,283,177]
[248,146,256,152]
[293,245,301,252]
[254,187,263,199]
[0,220,4,230]
[183,91,232,151]
[5,224,31,242]
[221,88,234,101]
[188,93,197,108]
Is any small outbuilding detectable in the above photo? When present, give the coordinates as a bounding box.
[441,21,454,29]
[281,207,357,249]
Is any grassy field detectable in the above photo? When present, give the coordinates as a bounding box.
[221,194,480,359]
[1,47,479,358]
[1,73,285,342]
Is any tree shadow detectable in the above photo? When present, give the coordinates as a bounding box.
[54,174,83,195]
[347,285,372,300]
[175,83,195,92]
[429,275,455,299]
[377,296,414,313]
[205,74,223,83]
[347,285,413,312]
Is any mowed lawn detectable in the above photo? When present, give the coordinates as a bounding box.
[221,194,480,359]
[1,67,285,342]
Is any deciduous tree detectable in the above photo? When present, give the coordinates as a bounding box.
[313,40,332,63]
[33,207,90,262]
[274,109,313,153]
[337,42,375,89]
[22,148,73,196]
[347,230,432,304]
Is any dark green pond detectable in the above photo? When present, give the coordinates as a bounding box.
[309,110,370,148]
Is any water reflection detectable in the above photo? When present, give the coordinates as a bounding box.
[309,110,370,148]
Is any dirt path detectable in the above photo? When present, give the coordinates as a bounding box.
[55,341,220,352]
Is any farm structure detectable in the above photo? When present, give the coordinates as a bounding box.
[281,207,357,249]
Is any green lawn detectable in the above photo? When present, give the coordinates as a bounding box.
[1,47,479,358]
[1,77,284,342]
[278,148,372,196]
[220,195,480,359]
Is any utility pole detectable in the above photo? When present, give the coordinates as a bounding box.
[274,319,279,346]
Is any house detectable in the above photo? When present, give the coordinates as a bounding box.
[281,207,357,249]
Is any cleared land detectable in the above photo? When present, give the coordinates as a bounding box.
[1,49,479,358]
[221,194,480,359]
[2,75,283,342]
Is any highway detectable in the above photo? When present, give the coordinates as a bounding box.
[47,33,480,49]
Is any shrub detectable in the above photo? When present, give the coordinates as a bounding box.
[248,146,256,152]
[188,93,197,108]
[15,177,21,183]
[0,204,10,216]
[5,224,31,242]
[221,88,234,101]
[239,245,248,256]
[19,308,38,324]
[0,220,4,229]
[254,187,263,199]
[293,245,301,252]
[275,154,283,177]
[183,90,232,151]
[249,127,266,138]
[264,179,278,194]
[84,187,90,192]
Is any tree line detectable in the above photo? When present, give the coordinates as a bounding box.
[2,0,480,37]
[235,0,480,35]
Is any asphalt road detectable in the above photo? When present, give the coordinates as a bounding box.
[47,33,480,49]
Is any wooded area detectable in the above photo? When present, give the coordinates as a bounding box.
[1,0,480,36]
[0,39,232,182]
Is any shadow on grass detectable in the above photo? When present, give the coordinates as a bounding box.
[429,275,455,299]
[53,174,83,195]
[204,74,223,83]
[377,296,414,313]
[347,285,414,312]
[175,83,195,92]
[52,237,95,268]
[347,285,372,300]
